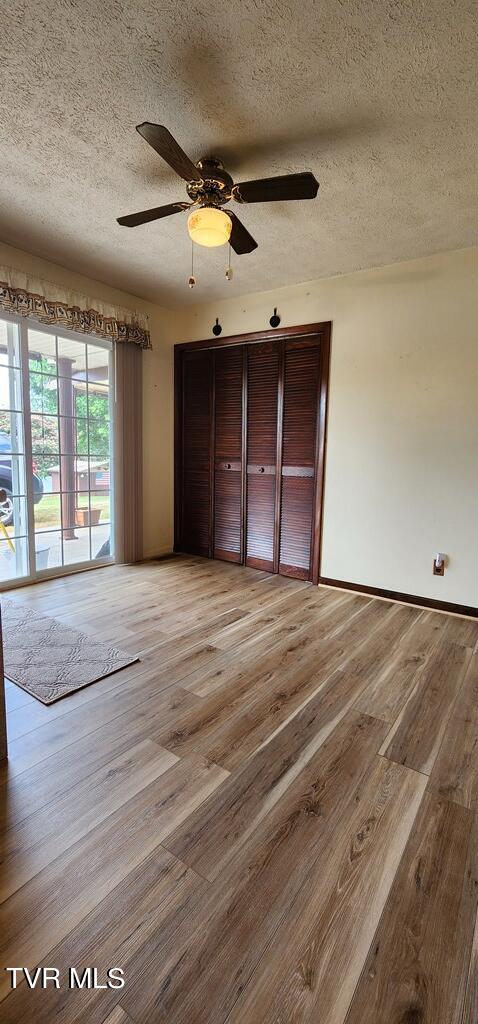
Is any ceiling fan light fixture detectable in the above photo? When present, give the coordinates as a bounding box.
[187,207,232,248]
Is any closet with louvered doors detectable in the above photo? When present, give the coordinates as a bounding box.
[175,323,330,584]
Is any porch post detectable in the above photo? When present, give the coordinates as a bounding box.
[58,358,76,540]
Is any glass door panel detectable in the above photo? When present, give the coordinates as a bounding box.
[27,328,113,574]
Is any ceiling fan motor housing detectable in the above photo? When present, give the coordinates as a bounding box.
[187,158,234,207]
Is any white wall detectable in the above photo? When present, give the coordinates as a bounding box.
[173,247,478,607]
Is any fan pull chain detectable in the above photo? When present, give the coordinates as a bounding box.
[188,241,196,288]
[225,243,233,281]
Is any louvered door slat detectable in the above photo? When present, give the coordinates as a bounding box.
[181,350,212,557]
[246,342,280,571]
[279,340,320,579]
[214,346,243,562]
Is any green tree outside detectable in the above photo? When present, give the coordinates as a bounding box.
[0,359,109,479]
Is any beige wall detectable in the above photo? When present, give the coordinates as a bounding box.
[2,240,477,608]
[0,240,175,560]
[174,247,478,607]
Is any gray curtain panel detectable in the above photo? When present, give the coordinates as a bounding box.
[114,341,144,563]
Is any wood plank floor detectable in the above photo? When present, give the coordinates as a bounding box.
[1,555,478,1024]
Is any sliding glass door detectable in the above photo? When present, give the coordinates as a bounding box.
[0,313,114,586]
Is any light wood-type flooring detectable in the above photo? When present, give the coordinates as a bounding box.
[1,555,478,1023]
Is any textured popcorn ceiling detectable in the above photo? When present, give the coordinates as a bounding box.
[1,0,478,306]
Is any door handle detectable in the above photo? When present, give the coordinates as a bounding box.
[216,460,241,472]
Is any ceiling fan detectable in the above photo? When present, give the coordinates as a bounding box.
[117,123,319,254]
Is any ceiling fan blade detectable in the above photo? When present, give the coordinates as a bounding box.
[117,202,190,227]
[228,212,258,254]
[136,123,202,182]
[233,171,319,203]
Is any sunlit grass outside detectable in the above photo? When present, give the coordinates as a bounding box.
[4,493,110,536]
[34,492,110,529]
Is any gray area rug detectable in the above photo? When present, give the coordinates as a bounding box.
[1,597,139,704]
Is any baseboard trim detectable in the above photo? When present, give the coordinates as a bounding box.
[142,548,175,562]
[319,577,478,620]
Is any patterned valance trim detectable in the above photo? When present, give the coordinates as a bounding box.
[0,281,151,349]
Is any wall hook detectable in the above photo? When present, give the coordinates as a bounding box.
[269,307,281,328]
[212,317,222,337]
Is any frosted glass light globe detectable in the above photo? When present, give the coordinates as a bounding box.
[188,207,232,248]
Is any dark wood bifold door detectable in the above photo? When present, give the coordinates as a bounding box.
[279,338,321,579]
[179,349,213,557]
[175,323,330,584]
[213,346,244,562]
[245,341,280,572]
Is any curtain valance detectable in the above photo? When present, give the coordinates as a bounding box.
[0,265,151,349]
